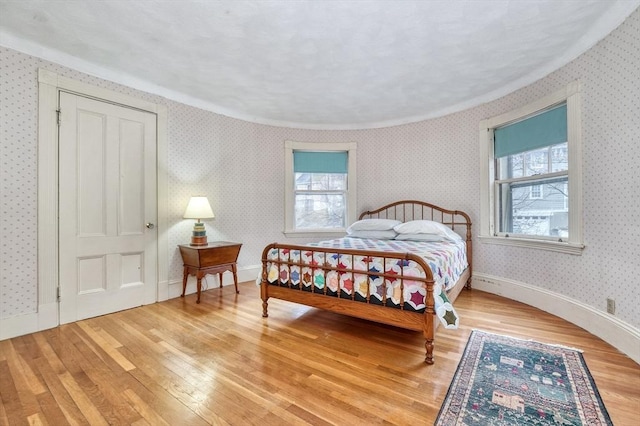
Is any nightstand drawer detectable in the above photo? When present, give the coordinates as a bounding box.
[179,242,241,267]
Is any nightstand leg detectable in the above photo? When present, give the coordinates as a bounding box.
[196,272,203,304]
[219,273,223,288]
[181,267,188,297]
[232,264,239,294]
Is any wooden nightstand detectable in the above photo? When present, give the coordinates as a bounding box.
[178,241,242,303]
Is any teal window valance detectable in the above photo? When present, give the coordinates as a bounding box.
[494,103,567,158]
[293,151,348,174]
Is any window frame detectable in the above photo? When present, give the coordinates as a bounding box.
[284,140,357,237]
[479,82,584,254]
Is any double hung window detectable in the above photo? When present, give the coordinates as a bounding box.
[479,83,583,254]
[284,141,357,236]
[494,104,568,238]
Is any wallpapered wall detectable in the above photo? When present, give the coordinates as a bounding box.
[0,9,638,331]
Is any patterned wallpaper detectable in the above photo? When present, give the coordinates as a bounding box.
[0,50,39,316]
[0,9,638,330]
[474,9,640,326]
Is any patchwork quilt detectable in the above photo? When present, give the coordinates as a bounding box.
[263,238,467,329]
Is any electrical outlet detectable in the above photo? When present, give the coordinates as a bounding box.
[606,298,615,315]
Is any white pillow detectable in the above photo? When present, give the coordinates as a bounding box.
[347,230,398,239]
[393,220,463,242]
[347,219,402,233]
[394,233,444,242]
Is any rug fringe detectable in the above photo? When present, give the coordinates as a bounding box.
[471,329,584,352]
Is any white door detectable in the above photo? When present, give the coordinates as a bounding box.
[58,92,157,324]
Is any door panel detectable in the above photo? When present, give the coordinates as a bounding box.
[119,120,145,236]
[77,256,106,293]
[77,109,107,236]
[59,92,157,324]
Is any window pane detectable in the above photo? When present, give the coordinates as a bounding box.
[497,177,569,238]
[294,193,346,229]
[295,173,346,191]
[509,153,524,178]
[524,147,549,177]
[551,142,568,172]
[498,144,568,180]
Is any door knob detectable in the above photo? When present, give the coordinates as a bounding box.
[146,223,155,229]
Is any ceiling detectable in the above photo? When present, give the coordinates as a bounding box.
[1,0,638,129]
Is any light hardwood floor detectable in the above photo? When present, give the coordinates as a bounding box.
[1,282,638,425]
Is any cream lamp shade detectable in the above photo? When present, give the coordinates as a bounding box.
[183,196,215,220]
[184,196,214,246]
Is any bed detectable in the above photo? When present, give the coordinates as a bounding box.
[259,200,472,364]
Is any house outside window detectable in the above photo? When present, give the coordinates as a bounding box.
[529,184,543,200]
[284,141,357,237]
[479,82,584,254]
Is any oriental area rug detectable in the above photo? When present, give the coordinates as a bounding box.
[435,330,612,426]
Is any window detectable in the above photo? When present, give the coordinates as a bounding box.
[495,104,567,237]
[479,82,584,254]
[529,184,543,200]
[284,141,357,236]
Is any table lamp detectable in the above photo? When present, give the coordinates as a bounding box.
[183,196,215,246]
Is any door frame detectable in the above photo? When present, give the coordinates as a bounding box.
[37,69,169,331]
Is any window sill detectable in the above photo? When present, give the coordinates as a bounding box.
[478,235,584,255]
[283,229,347,239]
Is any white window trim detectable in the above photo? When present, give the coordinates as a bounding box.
[479,81,584,255]
[284,140,357,238]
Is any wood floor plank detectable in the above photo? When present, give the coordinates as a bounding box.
[32,347,90,425]
[34,390,69,426]
[114,349,213,420]
[75,321,136,372]
[57,372,108,426]
[8,335,48,396]
[285,403,335,426]
[121,389,171,426]
[120,366,211,426]
[0,357,29,426]
[2,340,43,420]
[46,324,137,425]
[0,282,638,425]
[0,388,10,426]
[62,325,143,425]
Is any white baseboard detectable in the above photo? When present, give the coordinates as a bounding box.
[168,264,261,299]
[157,279,170,302]
[0,302,58,340]
[0,313,37,340]
[473,272,640,364]
[0,266,263,341]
